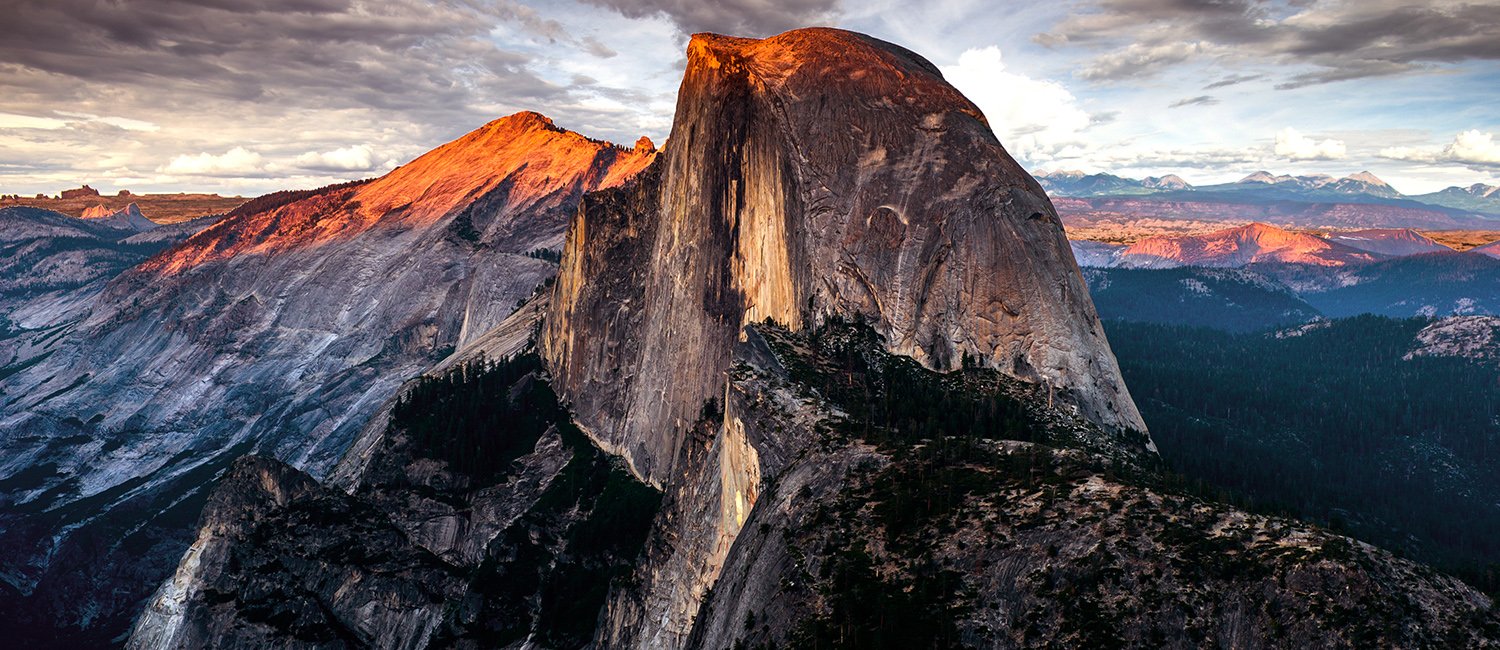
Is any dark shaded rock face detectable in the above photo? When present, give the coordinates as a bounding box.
[675,324,1499,649]
[134,316,1500,649]
[129,332,663,649]
[544,28,1146,489]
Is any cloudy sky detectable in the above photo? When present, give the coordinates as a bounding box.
[1,0,1497,197]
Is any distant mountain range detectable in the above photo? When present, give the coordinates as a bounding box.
[1039,169,1498,212]
[1074,222,1500,325]
[1073,222,1452,269]
[1038,170,1500,229]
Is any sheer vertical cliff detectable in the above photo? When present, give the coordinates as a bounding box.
[544,28,1146,488]
[129,27,1500,650]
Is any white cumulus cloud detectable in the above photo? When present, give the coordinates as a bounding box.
[1447,130,1500,164]
[940,46,1094,164]
[294,144,381,172]
[159,147,265,176]
[1274,128,1346,161]
[1380,130,1500,169]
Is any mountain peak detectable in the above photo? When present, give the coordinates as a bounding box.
[1464,183,1499,197]
[144,113,656,275]
[79,201,155,232]
[1040,169,1088,178]
[1239,171,1283,184]
[1343,170,1390,186]
[485,110,555,131]
[1326,228,1451,257]
[1234,222,1306,246]
[1240,221,1285,235]
[546,26,1147,486]
[1116,221,1379,268]
[1143,173,1190,189]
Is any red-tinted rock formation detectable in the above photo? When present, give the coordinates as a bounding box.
[544,28,1146,487]
[1117,222,1380,268]
[60,184,101,199]
[142,112,655,275]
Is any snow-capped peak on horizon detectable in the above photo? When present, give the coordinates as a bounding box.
[1238,171,1285,184]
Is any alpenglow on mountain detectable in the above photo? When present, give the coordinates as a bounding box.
[116,27,1500,649]
[0,111,655,643]
[2,26,1498,650]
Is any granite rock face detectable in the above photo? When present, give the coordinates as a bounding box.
[544,28,1145,489]
[0,113,653,643]
[135,318,1500,650]
[673,322,1499,649]
[129,301,665,650]
[133,27,1500,650]
[80,202,157,232]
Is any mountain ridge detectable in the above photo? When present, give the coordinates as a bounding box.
[0,24,1495,650]
[0,111,655,644]
[1108,222,1382,268]
[1037,168,1500,220]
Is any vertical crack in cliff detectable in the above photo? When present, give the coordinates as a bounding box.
[544,28,1148,494]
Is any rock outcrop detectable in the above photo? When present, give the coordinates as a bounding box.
[0,113,654,644]
[1404,315,1500,366]
[675,322,1497,649]
[544,28,1146,489]
[80,202,157,232]
[60,185,100,199]
[129,301,665,649]
[128,27,1500,650]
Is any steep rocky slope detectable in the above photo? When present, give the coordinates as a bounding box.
[133,27,1500,650]
[0,206,216,346]
[544,28,1144,489]
[130,304,664,649]
[0,113,653,644]
[681,323,1497,649]
[137,316,1500,649]
[79,203,157,232]
[1326,228,1453,257]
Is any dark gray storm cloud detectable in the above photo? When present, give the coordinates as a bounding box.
[578,0,840,36]
[1039,0,1500,87]
[0,0,677,193]
[0,0,574,115]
